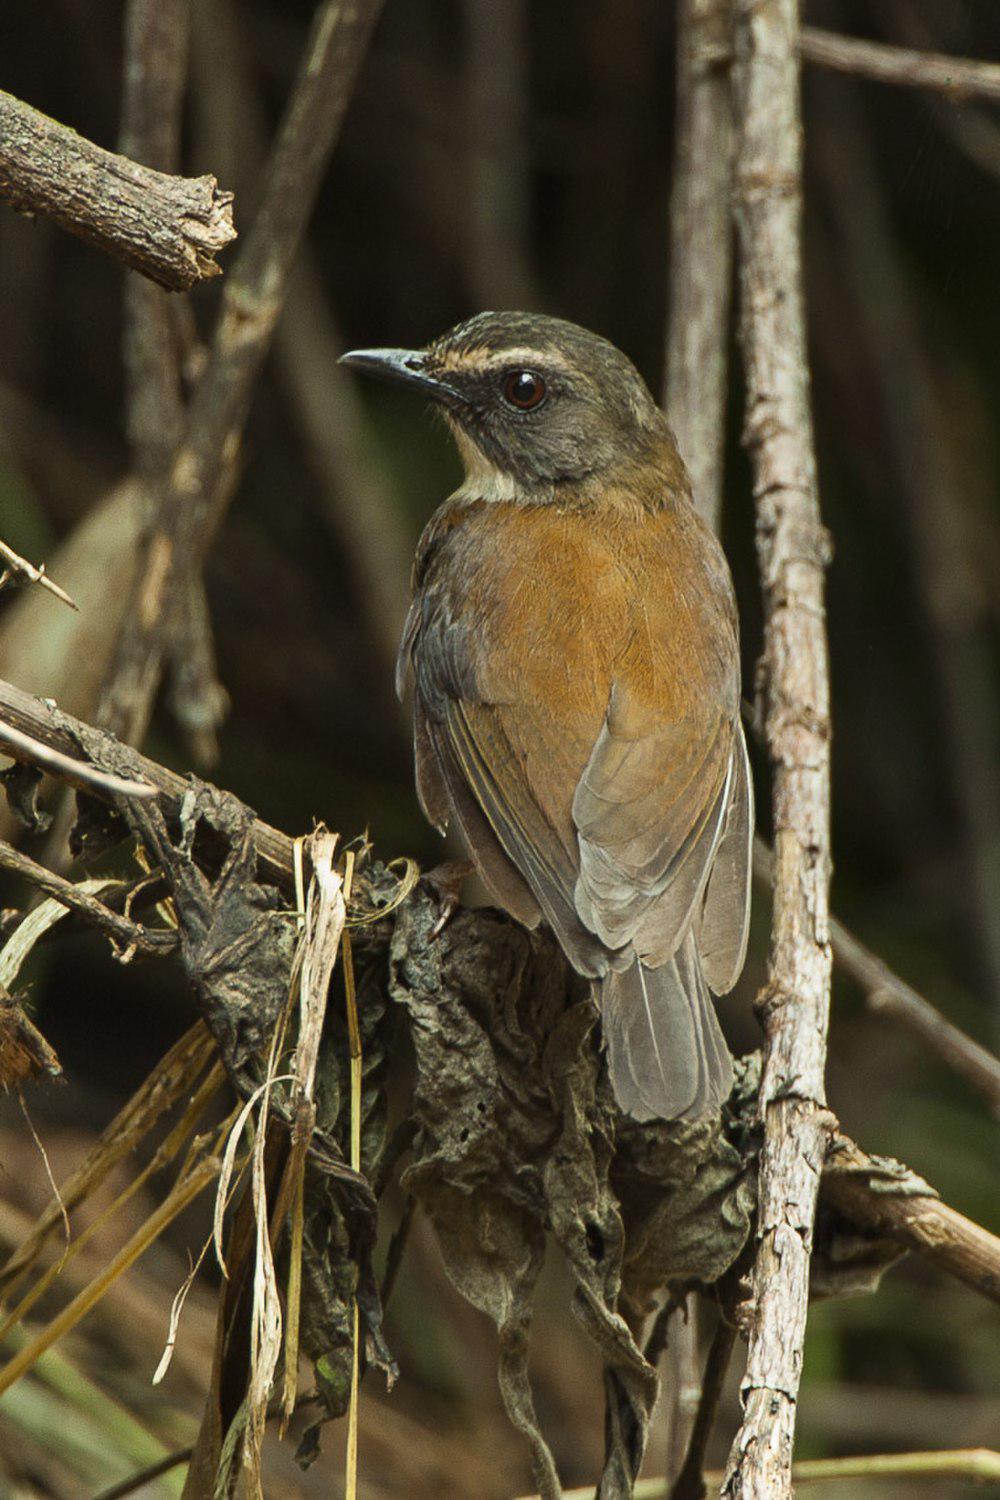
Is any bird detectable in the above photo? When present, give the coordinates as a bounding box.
[340,312,752,1122]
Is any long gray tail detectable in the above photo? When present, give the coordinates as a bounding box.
[600,932,733,1121]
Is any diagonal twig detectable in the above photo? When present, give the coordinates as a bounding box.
[800,25,1000,104]
[98,0,385,748]
[0,716,156,801]
[0,537,77,612]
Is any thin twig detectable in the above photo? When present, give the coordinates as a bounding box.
[753,840,1000,1117]
[888,2,1000,198]
[0,839,176,957]
[725,2,835,1495]
[534,1447,1000,1498]
[865,982,1000,1117]
[800,25,1000,105]
[0,701,156,801]
[665,0,735,532]
[0,537,77,611]
[0,89,235,290]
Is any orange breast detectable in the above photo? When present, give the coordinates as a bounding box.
[460,501,734,731]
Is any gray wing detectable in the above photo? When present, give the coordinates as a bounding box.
[696,721,753,993]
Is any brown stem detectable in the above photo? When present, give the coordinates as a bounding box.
[97,0,385,747]
[93,1447,195,1500]
[670,1313,738,1500]
[725,1,835,1495]
[800,25,1000,104]
[0,90,234,291]
[664,0,735,532]
[661,10,736,1469]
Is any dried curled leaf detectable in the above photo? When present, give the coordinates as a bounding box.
[389,884,755,1499]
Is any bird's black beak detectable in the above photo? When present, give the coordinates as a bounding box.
[338,347,465,409]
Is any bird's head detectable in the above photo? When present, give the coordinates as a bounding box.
[340,311,678,502]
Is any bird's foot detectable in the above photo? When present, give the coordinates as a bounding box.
[424,859,474,939]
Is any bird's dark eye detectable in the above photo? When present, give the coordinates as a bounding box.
[502,369,547,411]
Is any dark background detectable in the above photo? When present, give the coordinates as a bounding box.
[0,1,997,1496]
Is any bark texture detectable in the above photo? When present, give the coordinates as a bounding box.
[724,1,835,1495]
[0,88,235,290]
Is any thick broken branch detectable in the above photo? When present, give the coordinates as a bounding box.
[0,89,235,291]
[801,26,1000,105]
[822,1135,1000,1306]
[725,0,834,1495]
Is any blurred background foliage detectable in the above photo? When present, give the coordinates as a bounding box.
[0,0,997,1495]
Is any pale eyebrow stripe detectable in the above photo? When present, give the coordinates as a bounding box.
[436,345,572,373]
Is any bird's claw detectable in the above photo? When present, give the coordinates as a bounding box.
[424,860,474,939]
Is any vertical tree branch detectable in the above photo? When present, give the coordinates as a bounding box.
[661,1,738,1480]
[97,0,385,747]
[664,0,735,532]
[724,2,834,1496]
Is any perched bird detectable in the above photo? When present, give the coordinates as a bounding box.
[341,312,752,1121]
